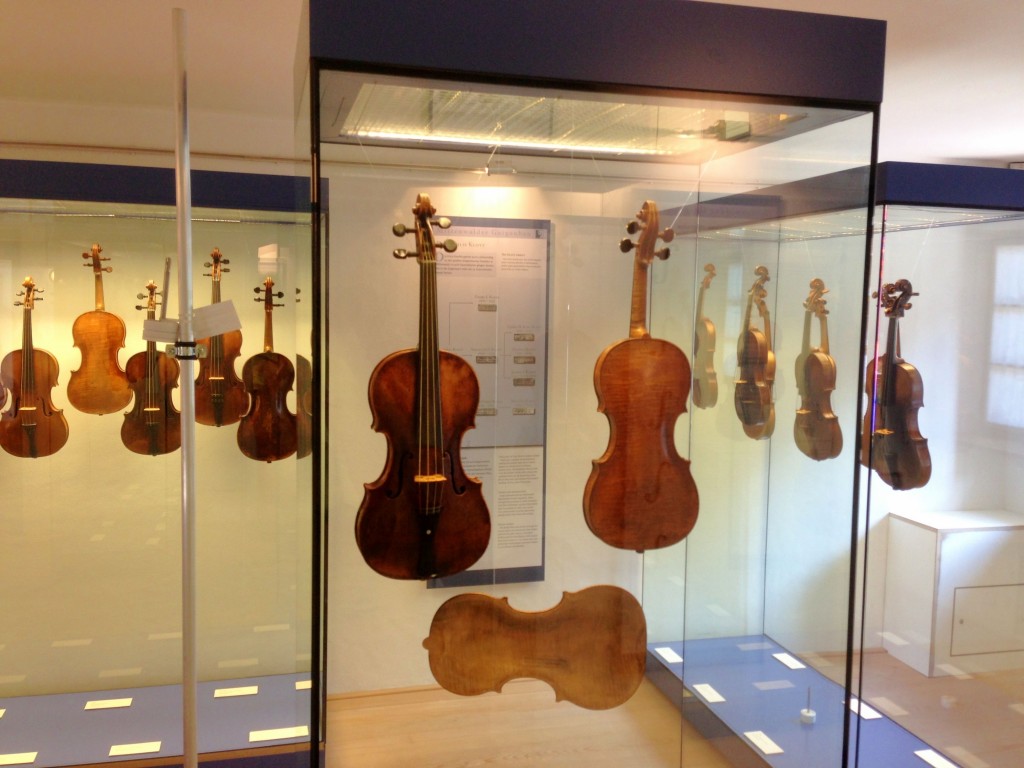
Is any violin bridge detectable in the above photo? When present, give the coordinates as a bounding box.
[414,474,446,484]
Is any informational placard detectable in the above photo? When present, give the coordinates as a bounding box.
[429,217,550,587]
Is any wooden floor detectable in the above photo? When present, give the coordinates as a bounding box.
[327,653,1024,768]
[326,678,732,768]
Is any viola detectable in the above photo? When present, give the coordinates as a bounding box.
[861,279,931,490]
[423,585,646,710]
[355,193,491,580]
[236,277,298,463]
[794,278,843,461]
[583,201,698,552]
[0,277,70,458]
[692,263,718,409]
[194,248,247,427]
[67,243,132,415]
[734,265,776,439]
[121,280,181,456]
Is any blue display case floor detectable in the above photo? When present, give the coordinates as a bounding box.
[648,635,959,768]
[0,673,310,766]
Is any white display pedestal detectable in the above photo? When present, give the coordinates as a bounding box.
[884,510,1024,676]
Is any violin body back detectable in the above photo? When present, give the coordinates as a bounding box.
[735,328,775,439]
[692,317,717,408]
[356,348,490,580]
[795,350,843,460]
[0,349,70,458]
[237,351,298,462]
[68,310,132,415]
[584,336,698,551]
[423,585,647,710]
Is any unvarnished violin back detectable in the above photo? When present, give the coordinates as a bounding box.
[423,585,647,710]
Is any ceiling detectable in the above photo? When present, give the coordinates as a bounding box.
[0,0,1021,168]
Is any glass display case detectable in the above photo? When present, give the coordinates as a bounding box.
[0,160,323,766]
[311,1,884,766]
[855,161,1024,768]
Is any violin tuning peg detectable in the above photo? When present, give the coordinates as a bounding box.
[203,261,213,268]
[619,238,635,254]
[393,248,409,259]
[660,228,675,243]
[434,216,452,229]
[222,258,230,265]
[625,220,640,235]
[393,223,408,237]
[655,247,670,260]
[440,238,457,253]
[253,286,262,294]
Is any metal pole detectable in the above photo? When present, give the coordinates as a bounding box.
[172,8,198,768]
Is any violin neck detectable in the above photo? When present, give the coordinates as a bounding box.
[418,257,443,448]
[801,307,813,354]
[818,313,830,355]
[211,278,222,305]
[21,305,35,394]
[94,270,106,311]
[263,302,274,352]
[695,283,707,324]
[628,259,650,339]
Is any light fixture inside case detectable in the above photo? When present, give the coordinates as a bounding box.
[318,72,833,163]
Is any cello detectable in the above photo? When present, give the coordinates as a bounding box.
[121,280,181,456]
[734,265,775,439]
[583,201,699,552]
[794,279,843,461]
[355,193,491,580]
[861,279,931,490]
[236,277,298,462]
[67,243,132,415]
[692,263,718,409]
[0,277,70,458]
[194,248,247,427]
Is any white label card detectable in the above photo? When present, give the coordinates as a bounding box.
[0,754,37,767]
[914,749,959,768]
[108,742,161,757]
[214,686,259,698]
[773,652,806,670]
[85,698,133,710]
[744,730,784,755]
[849,698,882,720]
[693,684,725,703]
[655,646,683,664]
[193,300,242,337]
[250,725,310,742]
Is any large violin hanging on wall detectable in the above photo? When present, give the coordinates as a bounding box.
[734,265,776,439]
[0,277,70,458]
[692,263,718,409]
[861,279,931,490]
[794,279,843,461]
[423,585,647,710]
[583,201,698,552]
[236,277,298,463]
[355,193,491,580]
[67,243,132,415]
[194,248,247,427]
[121,280,181,456]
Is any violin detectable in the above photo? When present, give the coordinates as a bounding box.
[583,201,698,552]
[194,248,247,427]
[295,352,313,459]
[423,585,646,710]
[0,277,70,458]
[67,243,132,415]
[121,280,181,456]
[236,277,298,463]
[692,263,718,409]
[734,265,775,439]
[355,193,491,580]
[794,279,843,461]
[861,279,931,490]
